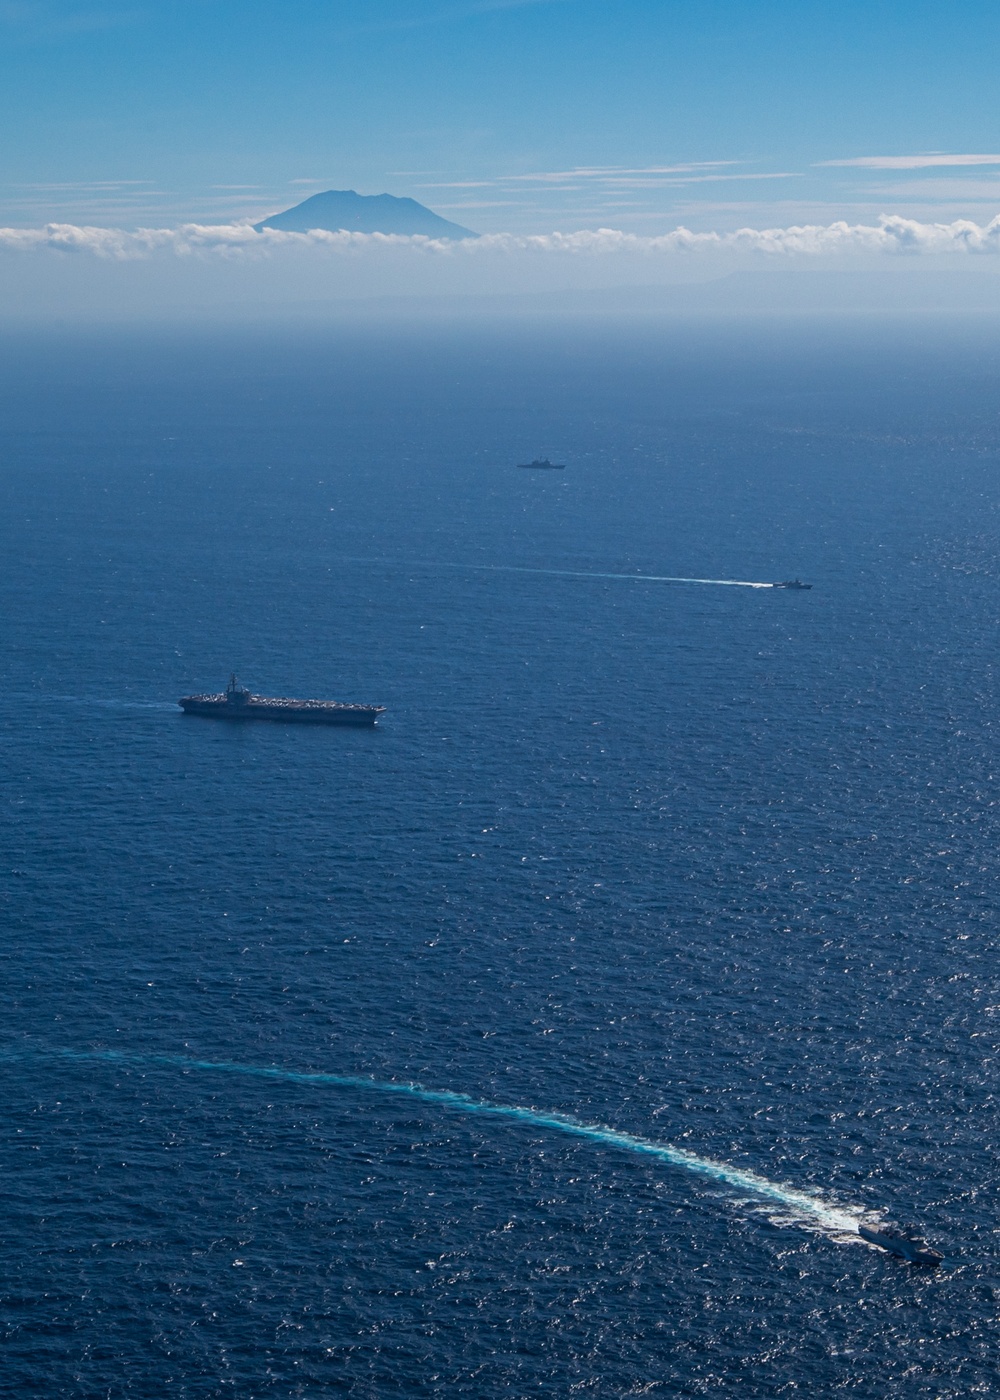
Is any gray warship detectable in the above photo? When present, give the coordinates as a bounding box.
[858,1222,942,1267]
[518,458,565,470]
[179,675,385,727]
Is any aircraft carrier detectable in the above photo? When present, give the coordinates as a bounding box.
[179,675,385,726]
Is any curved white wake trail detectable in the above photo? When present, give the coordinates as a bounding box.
[39,1049,862,1241]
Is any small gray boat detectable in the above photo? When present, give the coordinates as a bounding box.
[858,1222,942,1267]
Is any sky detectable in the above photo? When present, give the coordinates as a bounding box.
[3,0,1000,313]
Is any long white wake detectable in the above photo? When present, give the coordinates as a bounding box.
[337,557,779,589]
[441,563,776,588]
[33,1049,863,1241]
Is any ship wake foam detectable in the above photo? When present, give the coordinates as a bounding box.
[19,1049,864,1241]
[341,557,778,589]
[452,563,776,589]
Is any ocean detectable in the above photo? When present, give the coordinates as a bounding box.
[0,314,998,1395]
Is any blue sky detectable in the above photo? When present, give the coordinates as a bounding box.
[4,0,1000,231]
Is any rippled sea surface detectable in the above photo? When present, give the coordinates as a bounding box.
[1,317,999,1395]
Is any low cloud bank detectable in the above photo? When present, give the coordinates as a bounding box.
[5,214,1000,320]
[3,213,1000,260]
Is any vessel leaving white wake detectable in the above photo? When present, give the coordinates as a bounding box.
[335,557,780,589]
[37,1049,863,1242]
[451,563,776,588]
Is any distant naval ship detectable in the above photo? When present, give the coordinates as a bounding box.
[179,675,385,726]
[518,458,565,470]
[858,1222,942,1267]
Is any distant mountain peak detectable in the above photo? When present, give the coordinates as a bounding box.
[254,189,477,239]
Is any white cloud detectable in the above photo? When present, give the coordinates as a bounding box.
[351,0,564,36]
[511,163,737,181]
[5,213,1000,320]
[4,214,1000,261]
[0,2,139,40]
[820,154,1000,170]
[412,163,743,192]
[17,180,154,191]
[421,168,799,191]
[851,178,1000,201]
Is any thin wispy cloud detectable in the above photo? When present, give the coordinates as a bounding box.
[18,180,154,190]
[343,0,563,39]
[819,154,1000,170]
[418,164,797,193]
[508,163,738,184]
[0,1,140,40]
[520,163,737,180]
[595,173,800,189]
[848,178,1000,201]
[424,0,564,15]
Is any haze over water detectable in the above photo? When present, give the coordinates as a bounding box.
[1,317,999,1395]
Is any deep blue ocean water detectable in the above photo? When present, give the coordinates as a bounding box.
[1,315,999,1395]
